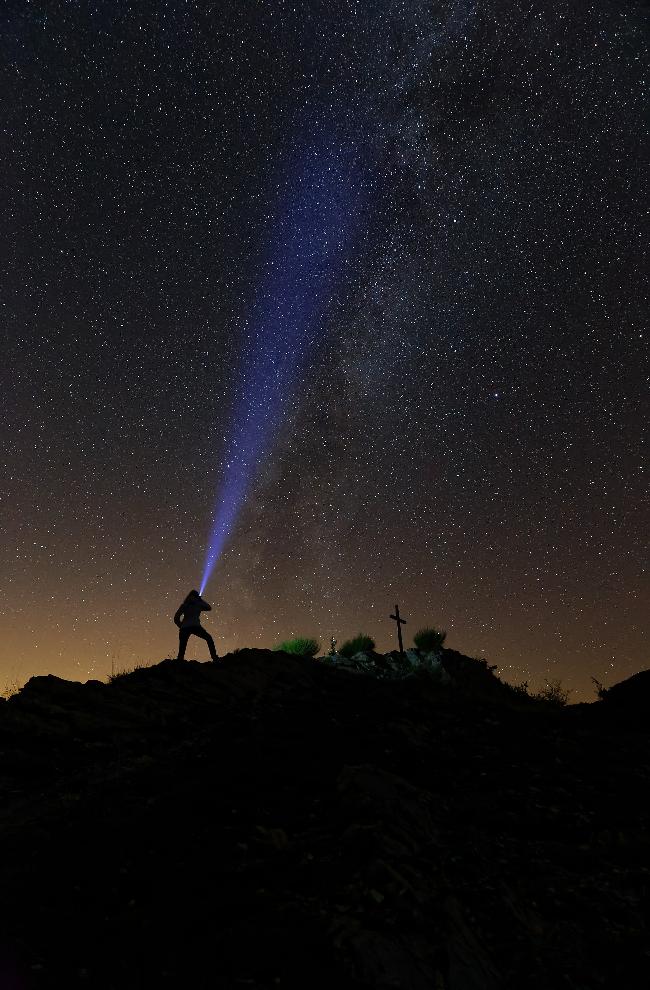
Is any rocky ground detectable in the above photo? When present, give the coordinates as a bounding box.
[0,649,648,989]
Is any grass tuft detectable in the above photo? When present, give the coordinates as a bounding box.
[338,634,375,658]
[272,638,320,658]
[413,627,447,652]
[107,663,153,683]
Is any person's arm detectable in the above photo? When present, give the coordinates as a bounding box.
[173,605,184,627]
[199,597,212,611]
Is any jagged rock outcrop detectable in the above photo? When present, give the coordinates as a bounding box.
[323,647,451,682]
[0,651,648,989]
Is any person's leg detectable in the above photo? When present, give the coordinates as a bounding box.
[192,626,219,661]
[204,632,219,662]
[177,627,191,661]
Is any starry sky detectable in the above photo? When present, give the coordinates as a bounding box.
[1,1,647,700]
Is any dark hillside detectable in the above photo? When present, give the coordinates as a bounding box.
[0,651,648,989]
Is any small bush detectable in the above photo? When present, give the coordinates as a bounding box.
[339,634,375,658]
[1,678,22,700]
[413,627,447,652]
[273,637,320,658]
[534,678,571,706]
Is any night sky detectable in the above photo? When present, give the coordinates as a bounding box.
[1,1,647,700]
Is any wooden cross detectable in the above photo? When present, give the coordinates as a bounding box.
[389,604,407,656]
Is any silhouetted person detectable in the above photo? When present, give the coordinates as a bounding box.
[174,590,219,661]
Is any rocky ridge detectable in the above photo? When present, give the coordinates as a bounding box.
[0,648,648,989]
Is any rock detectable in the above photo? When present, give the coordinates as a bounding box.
[322,649,451,683]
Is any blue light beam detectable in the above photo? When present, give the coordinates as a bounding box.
[200,136,362,594]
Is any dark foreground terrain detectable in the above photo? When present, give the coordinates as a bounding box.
[0,650,648,989]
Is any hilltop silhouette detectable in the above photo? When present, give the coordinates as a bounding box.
[0,648,647,989]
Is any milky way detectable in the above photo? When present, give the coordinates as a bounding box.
[1,1,646,699]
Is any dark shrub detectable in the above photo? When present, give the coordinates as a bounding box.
[273,638,320,658]
[339,634,375,658]
[413,627,447,652]
[534,678,571,706]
